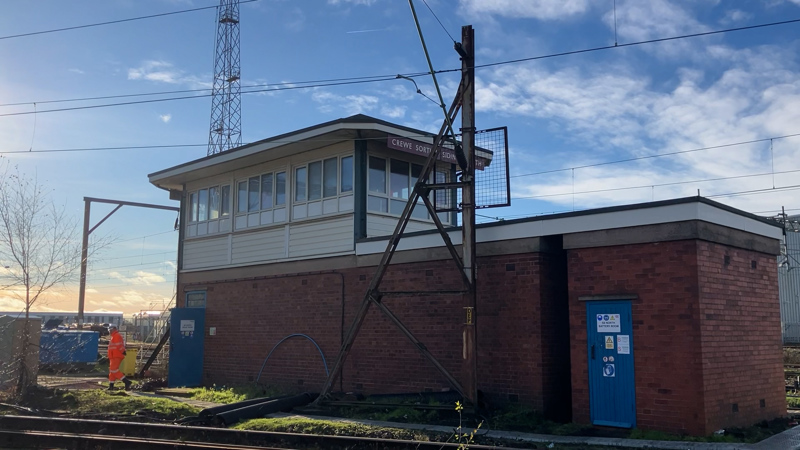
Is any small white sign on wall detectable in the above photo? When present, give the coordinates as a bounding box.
[617,335,630,354]
[180,320,195,332]
[596,313,621,333]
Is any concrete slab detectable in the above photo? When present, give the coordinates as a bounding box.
[750,425,800,450]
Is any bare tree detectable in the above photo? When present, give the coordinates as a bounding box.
[0,162,92,395]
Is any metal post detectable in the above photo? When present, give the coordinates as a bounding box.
[76,197,180,328]
[460,25,479,405]
[77,200,91,327]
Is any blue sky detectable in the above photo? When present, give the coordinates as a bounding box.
[1,0,800,314]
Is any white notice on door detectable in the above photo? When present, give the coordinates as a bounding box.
[180,320,195,332]
[596,313,621,333]
[617,335,630,354]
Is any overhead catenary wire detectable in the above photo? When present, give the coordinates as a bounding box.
[0,0,260,41]
[513,168,800,201]
[2,18,799,116]
[512,133,800,179]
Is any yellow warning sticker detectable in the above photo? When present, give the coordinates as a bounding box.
[605,336,614,350]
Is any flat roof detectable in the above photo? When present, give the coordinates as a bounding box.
[356,196,783,255]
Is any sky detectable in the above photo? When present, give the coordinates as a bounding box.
[1,0,800,315]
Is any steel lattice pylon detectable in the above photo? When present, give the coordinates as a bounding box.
[207,0,242,155]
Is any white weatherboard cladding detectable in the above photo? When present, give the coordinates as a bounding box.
[356,202,782,255]
[231,227,286,264]
[184,236,230,269]
[367,214,439,238]
[289,216,353,258]
[780,229,800,343]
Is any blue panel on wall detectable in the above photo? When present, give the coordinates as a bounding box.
[168,308,205,387]
[586,301,636,428]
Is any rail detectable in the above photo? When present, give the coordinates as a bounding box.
[0,415,512,450]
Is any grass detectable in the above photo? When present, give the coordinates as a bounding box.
[0,387,199,419]
[234,416,444,441]
[187,384,284,404]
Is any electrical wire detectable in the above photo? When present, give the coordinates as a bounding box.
[472,17,800,71]
[513,168,800,201]
[0,0,259,41]
[0,76,400,117]
[512,133,800,179]
[0,144,205,154]
[2,17,799,115]
[421,0,456,43]
[0,74,425,107]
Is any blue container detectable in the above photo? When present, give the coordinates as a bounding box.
[39,330,99,365]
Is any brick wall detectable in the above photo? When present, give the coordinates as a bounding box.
[568,240,707,435]
[182,249,571,419]
[696,242,786,432]
[568,239,785,436]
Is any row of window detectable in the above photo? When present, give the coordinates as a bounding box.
[188,154,450,224]
[367,156,452,221]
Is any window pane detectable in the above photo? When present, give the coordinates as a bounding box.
[295,167,307,202]
[276,172,286,205]
[323,158,338,197]
[308,162,322,201]
[411,164,422,193]
[368,156,386,193]
[435,170,450,210]
[237,181,247,213]
[390,199,406,215]
[198,189,208,221]
[390,159,410,199]
[261,173,273,209]
[411,200,428,220]
[368,195,388,212]
[248,176,260,212]
[189,192,198,222]
[340,156,353,193]
[209,187,220,220]
[221,185,231,217]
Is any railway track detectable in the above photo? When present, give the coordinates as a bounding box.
[0,415,514,450]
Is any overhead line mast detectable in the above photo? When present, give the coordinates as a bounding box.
[207,0,242,155]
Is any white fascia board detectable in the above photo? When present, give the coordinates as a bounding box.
[696,203,783,240]
[356,201,780,256]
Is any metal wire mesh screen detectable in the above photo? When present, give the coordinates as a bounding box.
[474,127,510,209]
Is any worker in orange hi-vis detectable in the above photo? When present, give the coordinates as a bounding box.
[107,325,132,390]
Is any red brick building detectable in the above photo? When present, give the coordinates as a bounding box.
[149,115,785,436]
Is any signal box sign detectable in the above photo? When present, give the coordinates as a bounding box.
[387,136,488,170]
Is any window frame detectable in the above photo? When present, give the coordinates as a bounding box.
[234,169,287,216]
[367,155,451,223]
[292,155,353,206]
[188,183,232,224]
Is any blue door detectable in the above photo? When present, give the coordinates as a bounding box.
[586,301,635,428]
[168,307,205,387]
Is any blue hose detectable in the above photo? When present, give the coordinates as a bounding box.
[255,334,329,385]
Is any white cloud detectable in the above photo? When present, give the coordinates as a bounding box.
[68,68,85,75]
[460,0,589,20]
[719,9,752,25]
[328,0,377,5]
[159,114,172,123]
[381,105,406,119]
[127,60,210,89]
[478,43,800,212]
[311,91,379,115]
[603,0,709,54]
[107,271,166,286]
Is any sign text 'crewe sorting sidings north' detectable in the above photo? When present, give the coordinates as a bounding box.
[387,136,488,170]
